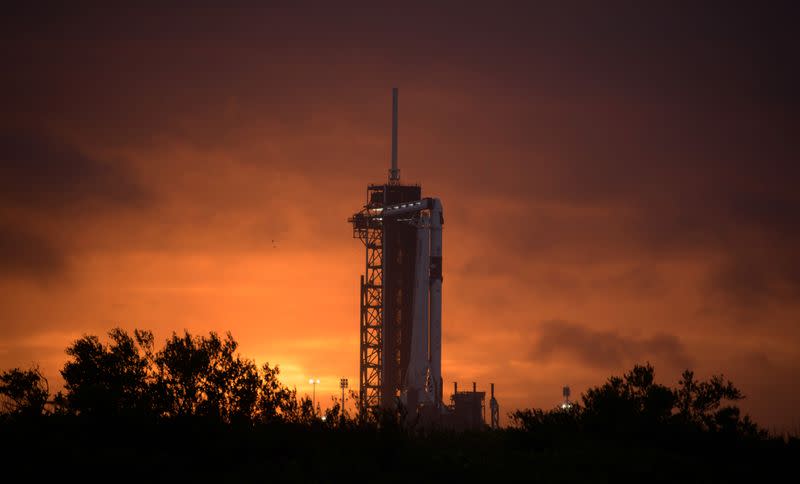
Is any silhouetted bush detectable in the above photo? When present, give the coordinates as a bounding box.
[511,363,767,445]
[0,366,48,418]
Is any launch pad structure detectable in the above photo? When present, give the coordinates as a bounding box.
[349,89,498,428]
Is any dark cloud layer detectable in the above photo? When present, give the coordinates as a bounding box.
[710,252,800,309]
[0,132,149,212]
[0,222,66,280]
[0,131,152,280]
[532,320,691,370]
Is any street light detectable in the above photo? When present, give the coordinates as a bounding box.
[309,378,320,415]
[339,378,349,424]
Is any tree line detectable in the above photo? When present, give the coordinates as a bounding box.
[511,363,765,443]
[1,328,328,424]
[0,326,780,441]
[2,327,797,481]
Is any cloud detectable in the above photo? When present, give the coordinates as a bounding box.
[708,252,800,310]
[0,131,150,213]
[0,222,67,281]
[531,320,691,370]
[0,130,153,281]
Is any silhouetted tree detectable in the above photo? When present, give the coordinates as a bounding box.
[294,395,315,424]
[512,363,763,441]
[581,363,675,434]
[255,363,296,423]
[323,399,341,428]
[675,369,761,436]
[509,405,582,451]
[0,366,49,417]
[347,389,368,425]
[153,331,259,422]
[61,328,152,417]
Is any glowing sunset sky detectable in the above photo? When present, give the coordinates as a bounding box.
[1,4,798,429]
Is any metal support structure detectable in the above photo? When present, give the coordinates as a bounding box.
[309,378,320,416]
[340,378,349,424]
[350,186,385,414]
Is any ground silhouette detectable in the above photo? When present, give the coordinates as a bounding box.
[1,327,796,482]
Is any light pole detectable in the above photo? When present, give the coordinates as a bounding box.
[309,378,320,415]
[339,378,348,424]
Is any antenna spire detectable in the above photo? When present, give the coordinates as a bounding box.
[389,87,400,183]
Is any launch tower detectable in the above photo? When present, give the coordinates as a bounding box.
[349,88,443,415]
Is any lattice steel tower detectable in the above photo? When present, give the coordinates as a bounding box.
[350,185,385,411]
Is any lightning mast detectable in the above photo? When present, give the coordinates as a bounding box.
[389,88,400,183]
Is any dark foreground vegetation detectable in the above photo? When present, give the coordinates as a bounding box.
[1,328,797,482]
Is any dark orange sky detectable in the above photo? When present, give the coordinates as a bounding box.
[1,4,798,429]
